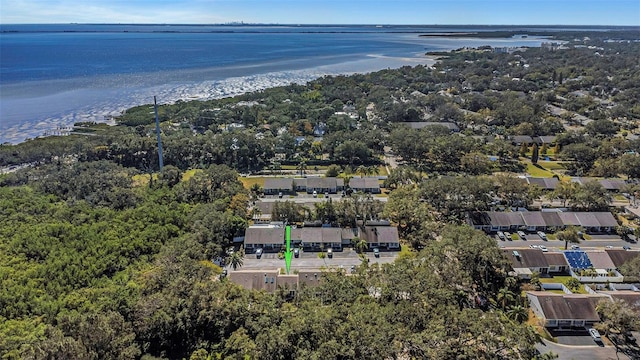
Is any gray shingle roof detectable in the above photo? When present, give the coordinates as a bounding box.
[264,178,294,190]
[349,177,380,189]
[245,226,285,245]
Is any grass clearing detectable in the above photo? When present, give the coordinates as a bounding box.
[525,163,554,178]
[132,173,157,187]
[540,275,574,284]
[182,169,201,181]
[239,177,266,189]
[538,161,566,170]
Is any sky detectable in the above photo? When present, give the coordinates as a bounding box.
[1,0,639,26]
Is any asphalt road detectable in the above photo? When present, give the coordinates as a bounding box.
[536,337,640,360]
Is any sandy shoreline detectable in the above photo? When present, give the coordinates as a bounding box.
[0,54,440,144]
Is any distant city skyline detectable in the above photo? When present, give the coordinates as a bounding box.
[1,0,639,26]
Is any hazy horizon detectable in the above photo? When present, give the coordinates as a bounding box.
[1,0,639,26]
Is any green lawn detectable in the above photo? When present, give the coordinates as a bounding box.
[525,163,554,178]
[239,177,266,189]
[540,275,573,284]
[538,161,566,171]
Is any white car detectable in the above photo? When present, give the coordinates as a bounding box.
[589,328,602,341]
[517,231,527,239]
[537,231,547,240]
[497,231,506,240]
[539,245,548,252]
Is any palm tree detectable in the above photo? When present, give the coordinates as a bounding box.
[507,304,529,323]
[297,158,308,176]
[558,226,581,250]
[230,248,245,271]
[367,165,380,177]
[497,287,515,309]
[352,237,368,254]
[356,165,368,177]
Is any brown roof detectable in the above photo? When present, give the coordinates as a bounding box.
[298,270,324,287]
[558,212,581,226]
[361,226,399,244]
[341,228,358,240]
[541,212,564,227]
[245,226,285,245]
[601,291,640,311]
[487,212,525,227]
[300,227,342,244]
[230,270,281,292]
[605,249,640,268]
[504,248,548,269]
[522,212,546,227]
[543,252,569,267]
[529,292,602,321]
[585,251,616,269]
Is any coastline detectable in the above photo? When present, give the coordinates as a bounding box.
[0,53,440,144]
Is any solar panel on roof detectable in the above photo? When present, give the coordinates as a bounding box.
[564,250,592,269]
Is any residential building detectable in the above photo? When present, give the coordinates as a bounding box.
[543,252,569,273]
[349,177,381,194]
[360,225,400,250]
[229,269,324,293]
[305,177,344,194]
[527,292,605,329]
[468,211,618,233]
[503,248,549,278]
[244,224,285,252]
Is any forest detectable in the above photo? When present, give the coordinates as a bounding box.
[1,30,639,359]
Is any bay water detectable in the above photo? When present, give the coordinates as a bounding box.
[0,24,549,143]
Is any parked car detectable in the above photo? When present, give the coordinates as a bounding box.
[589,328,602,341]
[623,246,632,250]
[537,231,547,240]
[373,247,380,258]
[294,248,300,258]
[256,248,263,259]
[497,231,506,240]
[504,232,512,240]
[327,248,333,258]
[539,245,548,252]
[278,192,283,198]
[312,191,318,198]
[571,245,580,250]
[517,231,527,239]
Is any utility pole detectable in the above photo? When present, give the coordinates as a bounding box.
[154,96,164,171]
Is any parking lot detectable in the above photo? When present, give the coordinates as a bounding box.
[494,231,638,251]
[236,248,397,271]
